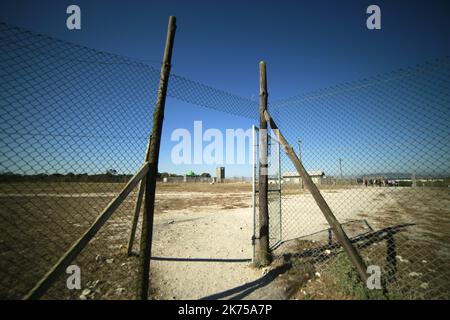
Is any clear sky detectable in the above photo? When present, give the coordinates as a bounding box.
[1,0,449,177]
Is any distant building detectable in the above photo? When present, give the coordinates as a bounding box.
[216,167,225,183]
[186,170,196,177]
[283,170,325,185]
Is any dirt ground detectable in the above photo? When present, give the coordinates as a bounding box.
[149,183,260,299]
[281,187,450,300]
[0,182,260,299]
[149,185,449,300]
[0,182,448,300]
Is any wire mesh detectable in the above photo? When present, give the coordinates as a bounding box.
[0,21,258,300]
[1,20,449,300]
[0,21,158,300]
[252,127,282,256]
[269,56,450,299]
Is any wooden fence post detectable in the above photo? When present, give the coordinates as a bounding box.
[127,135,151,256]
[25,162,150,300]
[137,16,177,300]
[255,61,270,266]
[263,110,369,282]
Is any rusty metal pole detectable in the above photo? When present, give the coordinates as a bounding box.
[137,16,176,300]
[255,61,270,266]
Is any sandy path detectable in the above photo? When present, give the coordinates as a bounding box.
[150,205,261,300]
[148,187,403,300]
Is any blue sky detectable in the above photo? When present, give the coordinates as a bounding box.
[0,0,449,177]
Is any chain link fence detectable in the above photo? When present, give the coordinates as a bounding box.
[252,127,282,254]
[0,21,159,299]
[0,21,258,300]
[268,57,450,299]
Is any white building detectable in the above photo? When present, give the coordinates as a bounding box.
[283,170,325,185]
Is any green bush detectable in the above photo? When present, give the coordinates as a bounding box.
[332,254,386,300]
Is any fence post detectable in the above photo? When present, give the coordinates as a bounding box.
[137,16,176,300]
[127,135,152,256]
[25,162,150,300]
[263,110,369,282]
[252,125,257,261]
[255,61,270,266]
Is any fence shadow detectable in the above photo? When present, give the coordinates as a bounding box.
[201,223,414,300]
[281,223,414,286]
[283,223,413,258]
[150,257,251,263]
[199,263,291,300]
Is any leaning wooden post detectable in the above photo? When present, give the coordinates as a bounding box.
[255,61,270,266]
[127,135,152,256]
[137,16,176,300]
[263,110,369,282]
[25,162,150,300]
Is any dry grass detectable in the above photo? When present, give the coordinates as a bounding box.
[284,187,450,300]
[1,182,448,300]
[0,181,252,299]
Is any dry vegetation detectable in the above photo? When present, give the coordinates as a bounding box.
[283,187,450,300]
[0,181,448,300]
[0,181,253,299]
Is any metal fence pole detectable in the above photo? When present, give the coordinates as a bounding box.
[137,16,176,300]
[277,136,282,243]
[255,61,270,266]
[298,139,304,189]
[252,125,257,261]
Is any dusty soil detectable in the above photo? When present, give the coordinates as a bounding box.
[280,187,450,300]
[0,182,259,299]
[0,182,448,300]
[150,206,259,299]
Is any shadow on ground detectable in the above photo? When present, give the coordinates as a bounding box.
[200,222,416,300]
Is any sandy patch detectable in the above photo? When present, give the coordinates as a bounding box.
[151,206,261,299]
